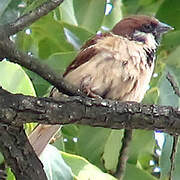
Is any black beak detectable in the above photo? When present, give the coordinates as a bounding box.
[156,22,174,34]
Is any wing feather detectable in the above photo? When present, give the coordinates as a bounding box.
[63,33,112,76]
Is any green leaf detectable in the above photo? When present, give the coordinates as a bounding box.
[62,125,112,170]
[46,51,77,74]
[59,0,77,25]
[16,31,38,58]
[137,0,163,15]
[61,151,117,180]
[6,168,15,180]
[62,22,93,49]
[128,130,155,164]
[31,14,74,59]
[122,0,163,16]
[143,87,159,104]
[124,163,157,180]
[57,125,80,154]
[158,66,180,107]
[161,31,180,52]
[62,128,155,174]
[138,152,154,171]
[0,0,22,24]
[0,152,4,164]
[138,0,154,6]
[76,126,111,170]
[170,139,180,180]
[166,45,180,68]
[156,0,180,30]
[102,130,123,172]
[0,0,11,18]
[73,0,106,33]
[102,0,123,30]
[160,134,172,179]
[24,70,51,97]
[0,60,36,96]
[38,37,64,59]
[40,145,73,180]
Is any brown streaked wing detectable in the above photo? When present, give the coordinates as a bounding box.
[63,33,112,77]
[81,32,112,50]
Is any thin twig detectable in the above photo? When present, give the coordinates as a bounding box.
[169,135,179,180]
[166,72,180,180]
[0,39,85,97]
[114,129,133,180]
[166,72,180,98]
[0,0,83,97]
[0,0,80,97]
[5,0,64,36]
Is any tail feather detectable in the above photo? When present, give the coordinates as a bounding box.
[28,125,61,157]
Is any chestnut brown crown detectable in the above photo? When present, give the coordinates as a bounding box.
[112,15,173,43]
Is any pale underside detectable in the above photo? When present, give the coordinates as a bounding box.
[65,35,155,102]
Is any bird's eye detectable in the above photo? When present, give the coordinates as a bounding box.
[142,24,153,33]
[144,24,152,30]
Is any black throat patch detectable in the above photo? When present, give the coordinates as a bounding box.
[144,48,156,67]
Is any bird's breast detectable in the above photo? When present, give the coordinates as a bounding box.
[64,35,155,102]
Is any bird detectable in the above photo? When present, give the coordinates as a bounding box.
[29,15,173,172]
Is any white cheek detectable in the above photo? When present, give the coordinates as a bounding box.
[145,33,157,49]
[133,31,157,50]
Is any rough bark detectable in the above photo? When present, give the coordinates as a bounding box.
[0,125,47,180]
[0,88,179,135]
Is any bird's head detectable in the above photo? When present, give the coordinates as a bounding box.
[112,15,173,46]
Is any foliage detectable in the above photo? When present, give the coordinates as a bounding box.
[0,0,180,179]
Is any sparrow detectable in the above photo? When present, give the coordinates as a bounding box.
[29,15,173,159]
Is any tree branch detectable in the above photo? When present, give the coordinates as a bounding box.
[166,72,180,180]
[169,135,178,180]
[115,129,132,180]
[0,0,85,97]
[5,0,64,36]
[167,72,180,98]
[0,125,47,180]
[0,0,82,97]
[0,39,84,97]
[0,87,180,135]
